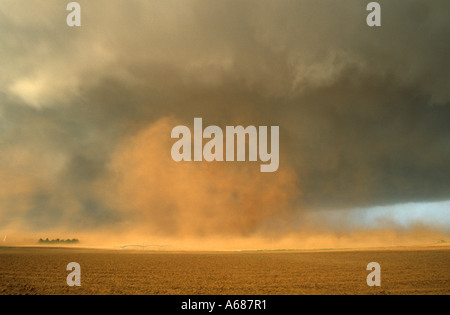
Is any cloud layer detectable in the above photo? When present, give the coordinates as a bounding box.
[0,0,449,245]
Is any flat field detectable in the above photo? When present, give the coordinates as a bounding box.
[0,245,449,295]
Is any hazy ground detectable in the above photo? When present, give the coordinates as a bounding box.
[0,245,449,295]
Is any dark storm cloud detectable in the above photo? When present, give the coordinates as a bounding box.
[282,72,450,210]
[0,0,449,234]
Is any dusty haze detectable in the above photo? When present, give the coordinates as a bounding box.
[0,0,449,250]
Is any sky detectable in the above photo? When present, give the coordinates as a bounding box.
[0,0,449,249]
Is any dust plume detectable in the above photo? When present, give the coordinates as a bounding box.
[100,117,298,238]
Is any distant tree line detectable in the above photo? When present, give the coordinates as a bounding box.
[38,238,80,244]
